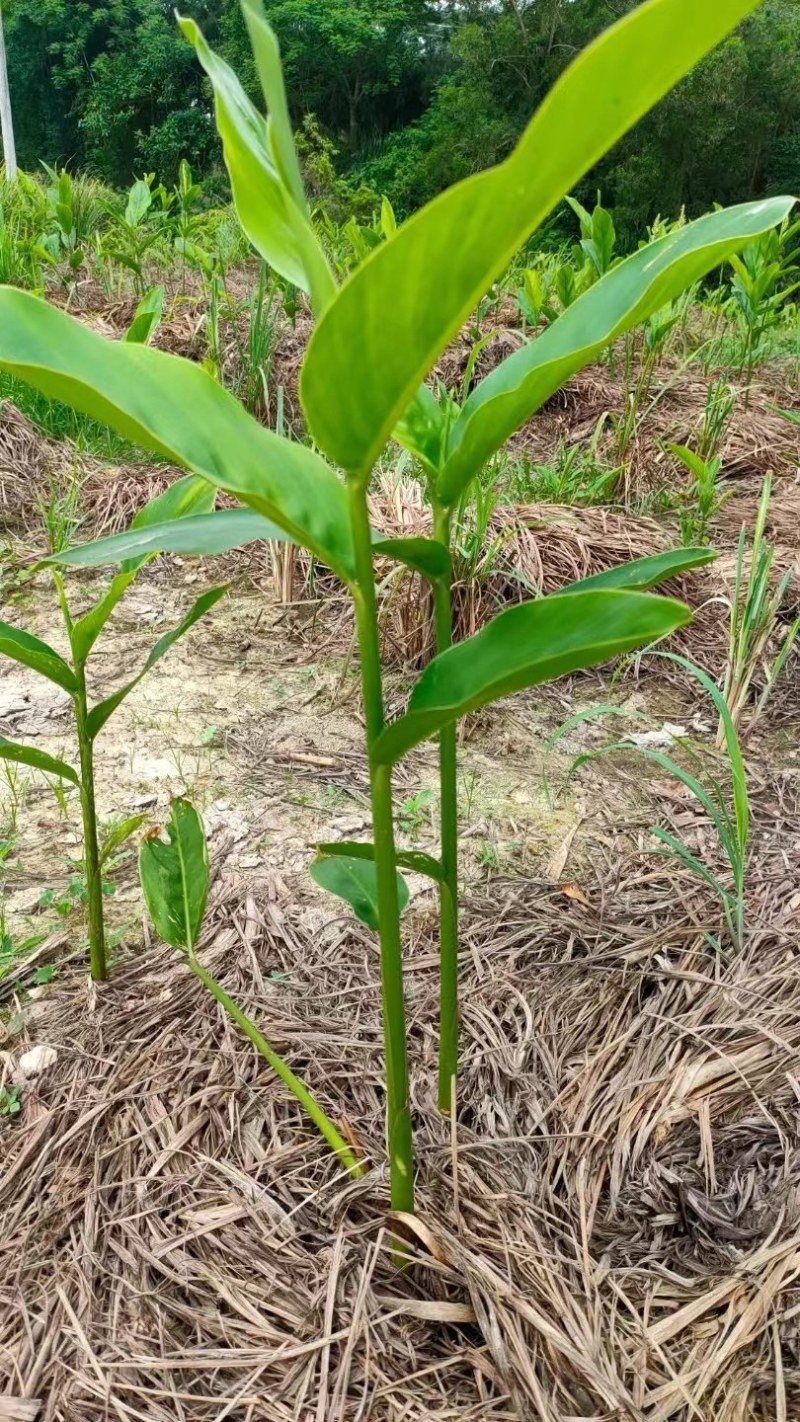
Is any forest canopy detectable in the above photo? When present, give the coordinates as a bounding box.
[4,0,799,242]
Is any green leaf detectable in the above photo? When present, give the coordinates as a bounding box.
[647,649,749,854]
[125,178,152,228]
[438,198,793,500]
[0,622,77,695]
[65,477,219,665]
[301,0,770,473]
[123,285,164,344]
[124,474,218,568]
[50,509,288,569]
[374,589,690,764]
[240,0,305,209]
[373,535,450,580]
[99,813,149,867]
[86,585,227,739]
[0,736,79,786]
[571,740,735,859]
[316,840,444,883]
[70,571,138,667]
[139,797,209,950]
[563,547,716,594]
[394,384,448,478]
[178,11,334,315]
[650,826,731,901]
[310,854,410,930]
[668,443,708,482]
[0,291,355,582]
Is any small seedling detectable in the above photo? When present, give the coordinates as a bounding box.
[0,918,47,982]
[398,789,433,836]
[722,475,800,742]
[0,1085,22,1117]
[0,476,226,980]
[669,443,730,544]
[140,797,364,1175]
[561,652,750,950]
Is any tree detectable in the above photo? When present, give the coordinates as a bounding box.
[0,0,18,179]
[254,0,434,147]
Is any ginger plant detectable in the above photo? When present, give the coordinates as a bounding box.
[0,0,791,1213]
[0,478,225,980]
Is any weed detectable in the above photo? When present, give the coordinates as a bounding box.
[562,652,750,950]
[0,477,225,979]
[669,443,730,545]
[0,1085,22,1117]
[398,789,432,836]
[721,475,800,743]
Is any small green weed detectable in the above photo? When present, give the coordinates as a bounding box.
[398,789,432,836]
[0,1085,22,1117]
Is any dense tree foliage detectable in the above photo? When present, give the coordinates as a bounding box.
[3,0,798,240]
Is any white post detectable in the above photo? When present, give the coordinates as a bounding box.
[0,1,17,182]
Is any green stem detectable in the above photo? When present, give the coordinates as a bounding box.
[74,675,106,983]
[348,481,414,1212]
[432,503,459,1114]
[185,952,364,1177]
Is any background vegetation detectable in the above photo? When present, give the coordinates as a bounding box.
[4,0,799,239]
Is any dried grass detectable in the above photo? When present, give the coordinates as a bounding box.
[368,491,727,669]
[2,773,800,1419]
[0,406,58,535]
[78,464,182,537]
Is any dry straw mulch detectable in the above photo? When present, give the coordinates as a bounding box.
[2,780,800,1421]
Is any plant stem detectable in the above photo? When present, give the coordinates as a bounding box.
[74,675,106,982]
[185,952,364,1177]
[348,480,414,1212]
[432,502,459,1114]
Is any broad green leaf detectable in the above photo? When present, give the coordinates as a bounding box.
[563,548,716,594]
[65,478,218,664]
[0,736,79,786]
[373,535,450,581]
[301,0,769,473]
[0,622,77,695]
[668,443,708,482]
[240,0,305,209]
[86,585,227,739]
[316,840,444,883]
[50,510,288,569]
[373,589,690,764]
[125,178,152,228]
[0,291,355,582]
[438,198,793,500]
[776,408,800,427]
[99,812,149,867]
[131,474,218,529]
[139,797,209,950]
[310,854,410,930]
[178,13,334,315]
[394,384,448,478]
[124,285,164,344]
[123,474,218,570]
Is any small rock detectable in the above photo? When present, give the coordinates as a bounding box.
[625,723,687,749]
[18,1044,58,1079]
